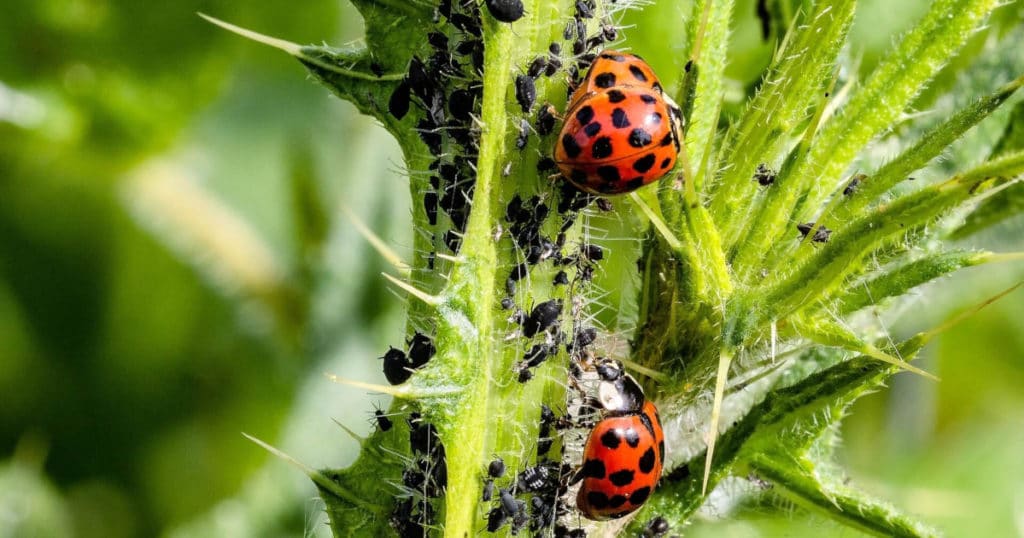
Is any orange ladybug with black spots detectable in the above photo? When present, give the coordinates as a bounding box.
[555,51,682,195]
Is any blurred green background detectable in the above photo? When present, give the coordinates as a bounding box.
[0,1,1021,537]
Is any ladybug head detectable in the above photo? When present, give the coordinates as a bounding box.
[595,358,624,382]
[596,359,645,414]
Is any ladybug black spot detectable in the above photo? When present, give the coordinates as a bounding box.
[575,105,595,124]
[592,137,613,159]
[639,93,657,105]
[570,168,588,184]
[607,89,626,103]
[609,469,635,487]
[586,491,610,509]
[596,165,620,183]
[623,428,641,448]
[584,122,602,137]
[582,458,606,479]
[638,447,656,473]
[607,494,628,508]
[594,72,616,88]
[630,486,652,505]
[629,64,648,82]
[611,108,631,129]
[659,133,674,147]
[629,128,652,148]
[660,157,672,169]
[600,429,621,449]
[600,52,627,62]
[626,177,645,191]
[562,133,583,159]
[632,154,656,173]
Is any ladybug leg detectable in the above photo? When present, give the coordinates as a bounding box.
[567,466,585,487]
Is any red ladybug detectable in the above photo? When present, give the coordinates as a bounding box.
[555,51,681,195]
[576,361,665,520]
[577,400,665,520]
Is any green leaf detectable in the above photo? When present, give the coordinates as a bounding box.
[747,452,941,538]
[750,166,1011,333]
[836,249,991,314]
[729,0,1000,281]
[951,100,1024,237]
[710,0,856,248]
[829,74,1024,228]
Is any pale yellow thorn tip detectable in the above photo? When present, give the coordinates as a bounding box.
[381,272,441,306]
[863,345,939,381]
[629,193,683,250]
[242,433,316,475]
[341,204,410,275]
[325,373,411,398]
[434,252,464,264]
[244,432,370,509]
[703,349,733,495]
[331,418,365,443]
[197,13,302,55]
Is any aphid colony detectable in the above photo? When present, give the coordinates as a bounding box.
[370,0,680,534]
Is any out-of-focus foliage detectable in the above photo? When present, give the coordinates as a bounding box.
[0,0,1022,536]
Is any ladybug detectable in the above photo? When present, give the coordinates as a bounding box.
[576,362,665,520]
[555,51,682,195]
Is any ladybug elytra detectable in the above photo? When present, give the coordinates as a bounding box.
[555,51,682,195]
